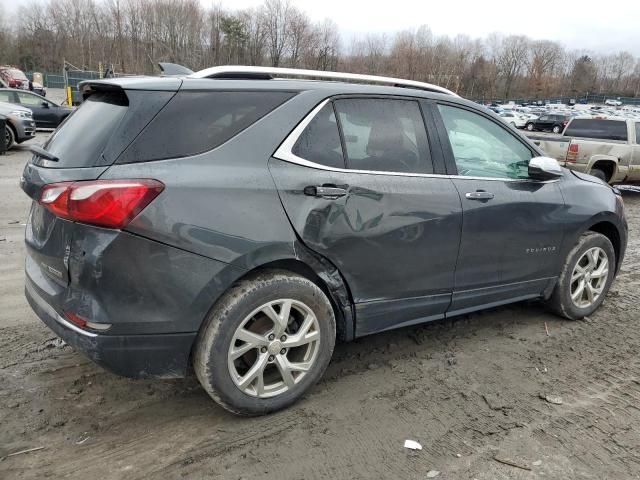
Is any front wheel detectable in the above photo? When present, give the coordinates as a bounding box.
[5,125,15,149]
[194,270,336,416]
[545,232,616,320]
[526,123,535,131]
[552,125,562,134]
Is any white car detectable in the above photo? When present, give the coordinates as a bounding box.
[498,111,527,128]
[605,99,623,107]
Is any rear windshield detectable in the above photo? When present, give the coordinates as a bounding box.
[564,119,628,141]
[42,92,128,168]
[117,90,295,163]
[9,69,28,80]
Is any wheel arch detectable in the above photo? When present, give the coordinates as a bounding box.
[195,249,355,345]
[248,253,355,343]
[587,156,619,183]
[587,220,623,273]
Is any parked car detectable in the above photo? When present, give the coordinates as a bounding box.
[0,101,36,149]
[499,111,527,128]
[532,117,640,184]
[605,99,623,107]
[0,89,74,128]
[31,82,47,97]
[22,67,627,415]
[0,66,29,89]
[525,114,570,133]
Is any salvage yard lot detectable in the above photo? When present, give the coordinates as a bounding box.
[1,135,640,479]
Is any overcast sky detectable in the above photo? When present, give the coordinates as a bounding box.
[2,0,639,55]
[219,0,640,55]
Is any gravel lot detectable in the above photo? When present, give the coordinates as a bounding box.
[1,135,640,479]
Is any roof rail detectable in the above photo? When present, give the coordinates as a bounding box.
[189,66,458,96]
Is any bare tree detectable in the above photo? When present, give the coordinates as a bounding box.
[261,0,291,67]
[5,0,640,101]
[495,35,530,98]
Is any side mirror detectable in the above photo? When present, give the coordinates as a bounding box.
[41,101,50,108]
[529,156,563,180]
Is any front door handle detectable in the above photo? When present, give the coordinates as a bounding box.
[465,190,495,200]
[304,185,347,199]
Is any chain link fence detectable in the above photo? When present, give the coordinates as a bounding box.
[25,69,137,90]
[471,94,640,106]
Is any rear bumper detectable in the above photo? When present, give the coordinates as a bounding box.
[25,277,197,378]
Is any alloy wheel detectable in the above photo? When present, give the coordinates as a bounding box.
[570,247,609,308]
[228,299,321,398]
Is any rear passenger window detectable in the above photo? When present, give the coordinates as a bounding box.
[333,99,433,174]
[119,91,295,162]
[292,103,344,168]
[0,91,13,102]
[635,123,640,144]
[564,119,628,141]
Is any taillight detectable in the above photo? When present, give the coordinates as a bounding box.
[39,179,164,229]
[566,143,579,163]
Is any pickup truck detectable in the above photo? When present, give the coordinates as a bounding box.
[531,118,640,184]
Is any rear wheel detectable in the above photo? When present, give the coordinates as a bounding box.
[589,168,608,182]
[546,232,615,320]
[194,270,336,415]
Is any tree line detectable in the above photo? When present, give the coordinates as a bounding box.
[1,0,639,100]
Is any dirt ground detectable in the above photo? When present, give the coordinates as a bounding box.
[2,134,640,479]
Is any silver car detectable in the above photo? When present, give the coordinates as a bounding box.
[0,101,36,149]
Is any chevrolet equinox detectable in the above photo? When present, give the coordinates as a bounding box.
[22,66,627,415]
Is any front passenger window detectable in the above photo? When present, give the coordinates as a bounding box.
[17,92,43,106]
[438,104,533,180]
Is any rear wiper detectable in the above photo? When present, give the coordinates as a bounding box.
[29,145,59,162]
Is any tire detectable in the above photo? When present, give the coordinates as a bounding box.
[526,123,535,131]
[552,125,561,134]
[5,124,15,150]
[589,168,608,182]
[546,232,616,320]
[194,270,336,416]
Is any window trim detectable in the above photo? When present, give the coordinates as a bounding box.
[275,96,449,178]
[274,97,556,183]
[332,96,434,174]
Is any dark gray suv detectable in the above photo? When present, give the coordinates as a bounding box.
[22,67,627,415]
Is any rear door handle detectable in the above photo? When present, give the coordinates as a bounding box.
[465,191,495,200]
[304,185,347,199]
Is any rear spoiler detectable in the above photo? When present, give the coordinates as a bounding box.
[78,77,182,97]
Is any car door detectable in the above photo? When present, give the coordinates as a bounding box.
[431,102,566,315]
[269,97,462,336]
[536,115,551,130]
[16,91,54,127]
